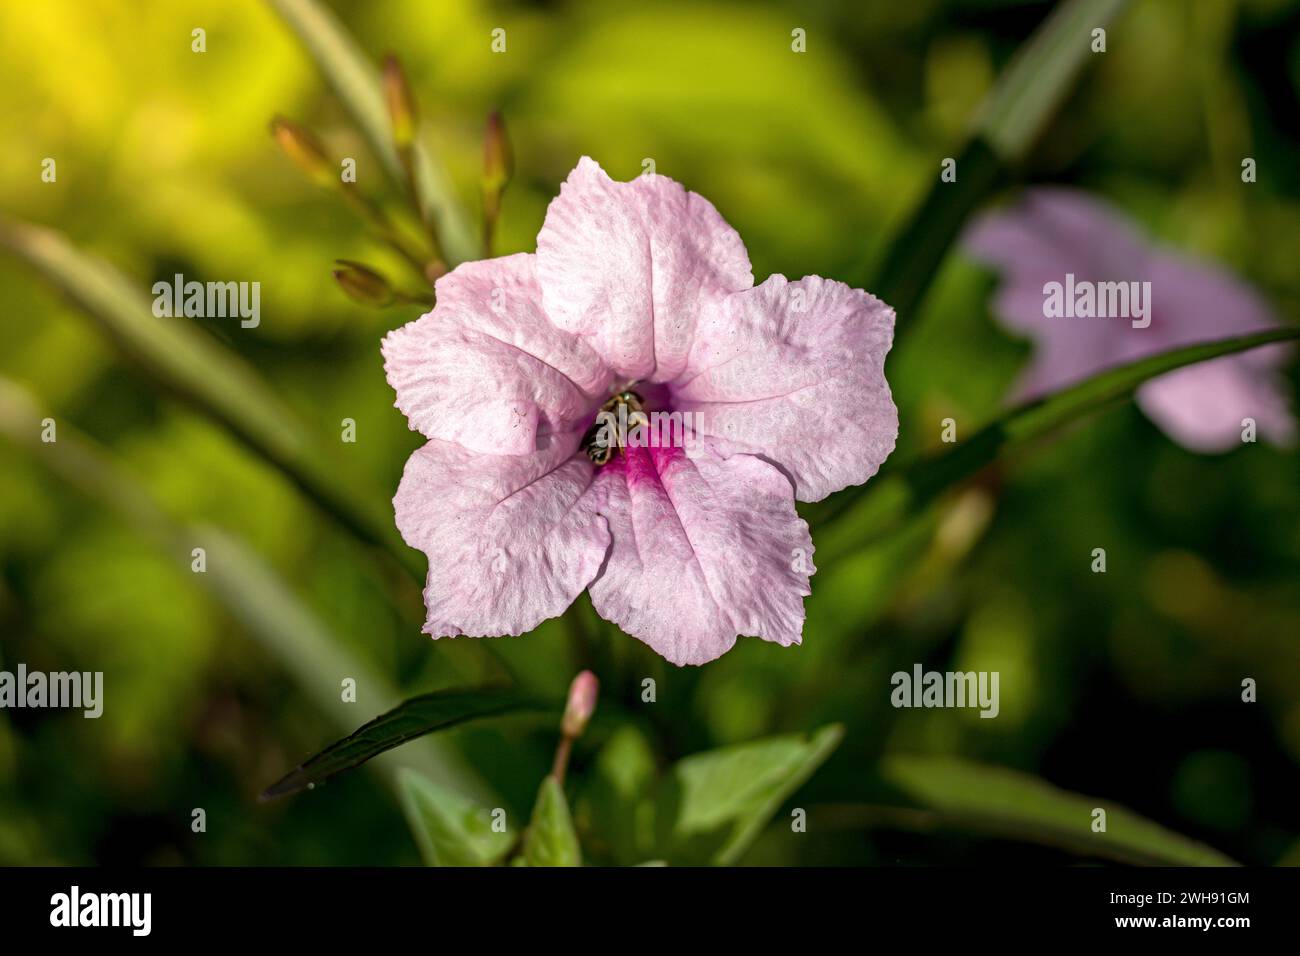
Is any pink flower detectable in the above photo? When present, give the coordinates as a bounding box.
[382,157,897,665]
[964,188,1295,452]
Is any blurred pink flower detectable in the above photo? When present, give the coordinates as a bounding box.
[382,157,897,665]
[964,188,1295,452]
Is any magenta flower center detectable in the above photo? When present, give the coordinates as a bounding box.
[580,386,653,466]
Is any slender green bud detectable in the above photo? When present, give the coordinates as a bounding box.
[480,111,514,256]
[383,55,417,150]
[332,259,394,307]
[483,111,514,194]
[270,116,335,188]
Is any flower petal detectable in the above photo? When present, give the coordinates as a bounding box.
[535,156,753,382]
[393,430,611,637]
[963,188,1155,393]
[1138,251,1282,350]
[964,188,1150,287]
[961,188,1154,382]
[671,275,898,502]
[1131,252,1294,451]
[587,444,813,666]
[964,188,1296,452]
[986,275,1120,398]
[382,253,611,455]
[1138,357,1296,453]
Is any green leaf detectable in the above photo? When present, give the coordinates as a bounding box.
[263,687,548,798]
[0,214,420,582]
[974,0,1129,161]
[881,754,1237,866]
[268,0,475,263]
[521,775,582,867]
[398,769,513,866]
[659,724,843,866]
[814,328,1300,563]
[866,0,1130,323]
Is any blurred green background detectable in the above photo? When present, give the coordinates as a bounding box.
[1,0,1298,866]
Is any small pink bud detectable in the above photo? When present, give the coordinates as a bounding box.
[561,670,599,738]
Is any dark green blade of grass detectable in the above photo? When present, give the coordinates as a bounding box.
[263,687,552,799]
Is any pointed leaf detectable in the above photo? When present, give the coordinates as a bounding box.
[815,328,1300,562]
[398,769,513,866]
[659,724,843,865]
[881,754,1237,866]
[263,687,548,798]
[975,0,1129,160]
[522,776,582,867]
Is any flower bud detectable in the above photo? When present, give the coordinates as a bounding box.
[270,116,334,188]
[332,259,394,307]
[560,670,599,739]
[482,111,514,194]
[383,55,417,150]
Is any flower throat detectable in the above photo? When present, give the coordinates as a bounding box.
[581,389,648,466]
